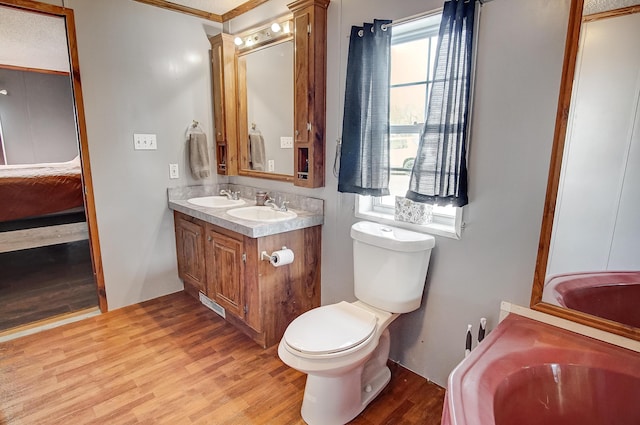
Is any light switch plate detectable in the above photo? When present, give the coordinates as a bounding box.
[169,163,179,179]
[280,136,293,149]
[268,160,275,172]
[134,133,157,150]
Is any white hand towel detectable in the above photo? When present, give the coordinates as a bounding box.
[189,133,210,179]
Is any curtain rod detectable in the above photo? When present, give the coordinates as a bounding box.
[384,0,492,28]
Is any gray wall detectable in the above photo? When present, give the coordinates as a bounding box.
[37,0,571,387]
[229,0,571,386]
[0,68,78,164]
[39,0,224,310]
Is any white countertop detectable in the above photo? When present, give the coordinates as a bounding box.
[167,185,324,238]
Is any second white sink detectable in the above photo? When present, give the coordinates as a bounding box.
[226,206,297,222]
[187,196,246,208]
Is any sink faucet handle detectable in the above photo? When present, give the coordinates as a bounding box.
[280,200,290,211]
[220,189,240,200]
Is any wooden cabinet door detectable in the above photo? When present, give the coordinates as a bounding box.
[289,0,329,188]
[209,33,238,175]
[206,229,244,319]
[211,37,226,144]
[293,11,310,146]
[175,216,206,293]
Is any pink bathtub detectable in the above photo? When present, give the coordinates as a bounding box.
[543,271,640,327]
[442,314,640,425]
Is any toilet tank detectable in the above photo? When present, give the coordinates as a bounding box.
[351,221,435,313]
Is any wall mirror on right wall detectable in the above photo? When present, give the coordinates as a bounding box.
[531,0,640,341]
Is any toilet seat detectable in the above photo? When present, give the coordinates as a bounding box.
[283,302,377,355]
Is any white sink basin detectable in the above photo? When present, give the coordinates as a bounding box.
[187,196,246,208]
[226,206,297,222]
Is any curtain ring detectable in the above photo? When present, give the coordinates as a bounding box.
[371,26,375,33]
[381,24,388,31]
[358,29,364,37]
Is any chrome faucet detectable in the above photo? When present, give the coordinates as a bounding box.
[265,198,290,212]
[220,189,240,200]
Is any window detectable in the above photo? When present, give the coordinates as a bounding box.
[356,12,463,239]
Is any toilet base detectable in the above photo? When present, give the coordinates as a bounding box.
[300,329,392,425]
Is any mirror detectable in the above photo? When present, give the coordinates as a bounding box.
[236,18,294,181]
[531,0,640,340]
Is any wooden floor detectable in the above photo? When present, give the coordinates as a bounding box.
[0,240,98,331]
[0,292,445,425]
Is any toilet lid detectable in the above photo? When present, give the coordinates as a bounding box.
[284,302,377,355]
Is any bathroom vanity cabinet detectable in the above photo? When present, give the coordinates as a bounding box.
[173,211,321,348]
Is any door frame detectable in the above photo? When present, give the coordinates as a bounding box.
[1,0,107,312]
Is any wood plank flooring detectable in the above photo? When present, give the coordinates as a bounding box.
[0,292,445,424]
[0,240,98,331]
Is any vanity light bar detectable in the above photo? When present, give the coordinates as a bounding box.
[234,17,293,52]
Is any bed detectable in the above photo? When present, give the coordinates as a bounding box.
[0,156,88,253]
[0,156,84,222]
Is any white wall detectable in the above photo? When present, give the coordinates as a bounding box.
[35,0,571,386]
[43,0,224,309]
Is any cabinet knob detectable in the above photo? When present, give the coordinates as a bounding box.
[295,130,299,136]
[208,236,212,242]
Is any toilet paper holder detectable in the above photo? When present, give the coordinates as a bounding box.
[261,246,295,267]
[260,246,289,262]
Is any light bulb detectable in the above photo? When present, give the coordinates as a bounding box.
[234,37,243,46]
[271,22,281,33]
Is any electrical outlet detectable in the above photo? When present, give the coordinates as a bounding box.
[268,159,275,172]
[169,163,179,179]
[280,136,293,148]
[134,133,157,150]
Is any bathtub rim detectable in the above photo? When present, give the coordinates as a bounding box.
[445,310,640,425]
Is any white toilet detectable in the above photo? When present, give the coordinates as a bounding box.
[278,221,435,425]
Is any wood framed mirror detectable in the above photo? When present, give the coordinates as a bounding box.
[236,15,295,182]
[213,0,327,187]
[531,0,640,341]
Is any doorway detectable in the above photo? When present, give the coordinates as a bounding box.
[0,0,107,333]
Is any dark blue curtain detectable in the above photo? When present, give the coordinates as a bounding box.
[406,0,475,207]
[338,19,392,196]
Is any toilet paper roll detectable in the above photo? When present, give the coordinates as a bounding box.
[270,248,294,267]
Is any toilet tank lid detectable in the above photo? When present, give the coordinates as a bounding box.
[351,221,435,252]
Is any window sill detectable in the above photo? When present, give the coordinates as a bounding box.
[355,197,462,240]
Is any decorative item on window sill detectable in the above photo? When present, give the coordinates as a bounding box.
[394,196,433,225]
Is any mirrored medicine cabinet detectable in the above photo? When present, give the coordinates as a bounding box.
[210,0,329,188]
